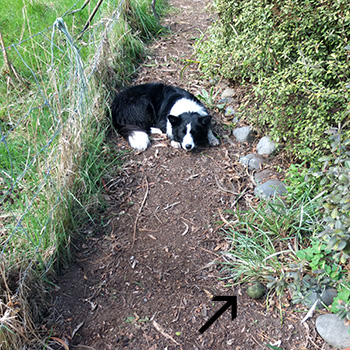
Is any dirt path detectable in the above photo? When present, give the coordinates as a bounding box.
[48,1,328,349]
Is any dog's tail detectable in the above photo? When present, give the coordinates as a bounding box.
[116,124,146,138]
[116,125,150,151]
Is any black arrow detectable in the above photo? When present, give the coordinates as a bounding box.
[199,296,237,334]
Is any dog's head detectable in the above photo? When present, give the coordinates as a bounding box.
[167,113,211,151]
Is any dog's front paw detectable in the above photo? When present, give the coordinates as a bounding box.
[170,140,181,149]
[209,137,220,147]
[208,129,220,146]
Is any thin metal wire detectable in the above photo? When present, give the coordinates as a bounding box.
[0,0,125,285]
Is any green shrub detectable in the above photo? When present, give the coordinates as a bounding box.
[312,126,350,262]
[196,0,350,161]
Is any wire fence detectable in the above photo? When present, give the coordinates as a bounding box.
[0,0,127,344]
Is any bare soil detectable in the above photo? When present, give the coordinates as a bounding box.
[46,0,330,349]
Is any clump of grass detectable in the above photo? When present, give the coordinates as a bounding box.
[220,192,319,293]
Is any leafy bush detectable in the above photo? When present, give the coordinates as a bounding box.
[312,126,350,262]
[196,0,350,161]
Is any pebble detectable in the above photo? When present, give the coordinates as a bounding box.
[316,314,350,349]
[254,170,274,184]
[239,153,264,170]
[254,179,287,199]
[304,287,337,309]
[232,126,255,143]
[221,88,236,99]
[225,106,235,117]
[256,136,277,156]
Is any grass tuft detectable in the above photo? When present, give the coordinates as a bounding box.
[220,192,319,290]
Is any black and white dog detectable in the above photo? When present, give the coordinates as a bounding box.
[111,83,220,151]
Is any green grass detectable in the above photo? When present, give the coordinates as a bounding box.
[0,0,167,347]
[220,191,320,292]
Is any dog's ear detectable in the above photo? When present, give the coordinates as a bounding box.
[168,115,182,126]
[199,115,212,126]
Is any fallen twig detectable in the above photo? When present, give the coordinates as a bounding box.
[230,187,248,208]
[181,222,189,236]
[301,299,318,324]
[72,321,85,339]
[214,175,238,195]
[132,176,149,245]
[217,207,238,228]
[152,320,180,346]
[185,173,199,181]
[78,0,104,38]
[163,201,181,210]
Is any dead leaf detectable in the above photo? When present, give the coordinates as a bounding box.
[51,337,69,350]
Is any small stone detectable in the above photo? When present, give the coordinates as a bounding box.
[305,288,337,309]
[221,88,235,99]
[321,288,337,306]
[225,106,235,117]
[246,281,266,299]
[231,116,240,124]
[209,76,220,85]
[254,179,287,199]
[256,136,277,156]
[254,170,274,184]
[232,126,255,143]
[239,153,264,170]
[316,314,350,349]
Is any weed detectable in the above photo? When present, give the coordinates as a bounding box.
[220,193,320,299]
[266,346,285,350]
[197,87,225,110]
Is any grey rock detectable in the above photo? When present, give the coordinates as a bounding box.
[256,136,277,156]
[209,76,220,85]
[231,116,240,124]
[239,153,264,170]
[254,170,274,184]
[316,314,350,349]
[232,126,255,143]
[225,106,235,117]
[305,288,337,309]
[321,288,338,306]
[254,179,287,199]
[219,97,237,105]
[221,88,235,99]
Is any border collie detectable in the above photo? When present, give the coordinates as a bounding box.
[111,83,220,151]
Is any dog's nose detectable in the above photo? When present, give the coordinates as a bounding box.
[185,144,193,151]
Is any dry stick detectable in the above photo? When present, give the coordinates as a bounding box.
[132,176,149,245]
[230,187,248,208]
[152,320,180,346]
[68,0,91,15]
[78,0,104,38]
[0,30,25,86]
[214,175,239,195]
